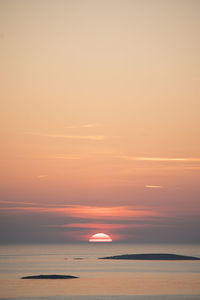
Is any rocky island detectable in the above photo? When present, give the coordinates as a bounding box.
[21,274,79,279]
[99,253,200,260]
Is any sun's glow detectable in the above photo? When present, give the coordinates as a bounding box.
[89,233,112,242]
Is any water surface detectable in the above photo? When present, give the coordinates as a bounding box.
[0,243,199,299]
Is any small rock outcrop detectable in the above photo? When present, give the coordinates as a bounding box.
[99,253,200,260]
[21,274,79,279]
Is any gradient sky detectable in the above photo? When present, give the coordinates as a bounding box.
[1,0,200,244]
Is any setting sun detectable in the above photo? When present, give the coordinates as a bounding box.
[89,233,112,242]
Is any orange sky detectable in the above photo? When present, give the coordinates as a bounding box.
[1,0,200,243]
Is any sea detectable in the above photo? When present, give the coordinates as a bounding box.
[0,243,199,300]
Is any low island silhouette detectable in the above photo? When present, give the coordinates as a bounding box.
[21,274,79,279]
[99,253,200,260]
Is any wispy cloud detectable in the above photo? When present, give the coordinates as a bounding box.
[145,185,162,189]
[82,124,99,128]
[116,156,200,162]
[47,223,160,230]
[25,132,106,141]
[60,206,159,219]
[1,204,160,219]
[65,123,100,129]
[49,155,81,160]
[37,175,48,179]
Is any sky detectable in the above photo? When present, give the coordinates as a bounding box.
[0,0,200,244]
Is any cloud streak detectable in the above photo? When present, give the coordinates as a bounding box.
[145,185,162,189]
[117,156,200,162]
[1,204,161,219]
[48,223,163,230]
[37,175,48,179]
[49,155,81,160]
[25,132,106,141]
[65,123,100,129]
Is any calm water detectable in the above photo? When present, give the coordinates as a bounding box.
[0,243,200,299]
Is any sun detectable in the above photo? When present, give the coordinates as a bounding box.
[89,233,112,242]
